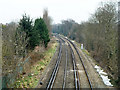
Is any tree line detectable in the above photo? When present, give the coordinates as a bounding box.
[52,2,119,86]
[2,9,52,87]
[18,14,50,49]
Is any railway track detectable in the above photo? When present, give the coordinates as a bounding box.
[45,35,93,89]
[63,36,93,89]
[69,43,81,89]
[62,49,67,89]
[46,38,62,89]
[60,37,81,89]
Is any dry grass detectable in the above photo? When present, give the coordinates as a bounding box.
[12,37,58,88]
[30,52,44,65]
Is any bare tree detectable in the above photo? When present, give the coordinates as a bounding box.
[43,9,52,37]
[2,22,18,74]
[2,22,29,75]
[14,30,29,58]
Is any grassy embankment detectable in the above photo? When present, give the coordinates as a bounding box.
[13,39,58,88]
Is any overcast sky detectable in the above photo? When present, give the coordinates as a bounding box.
[0,0,118,24]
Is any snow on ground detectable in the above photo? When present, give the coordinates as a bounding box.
[94,65,113,86]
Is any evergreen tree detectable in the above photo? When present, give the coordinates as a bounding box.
[18,13,33,49]
[19,13,33,37]
[34,18,50,48]
[18,14,50,49]
[29,28,40,49]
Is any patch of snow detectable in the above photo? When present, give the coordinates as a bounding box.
[94,65,99,69]
[94,65,113,86]
[99,70,107,75]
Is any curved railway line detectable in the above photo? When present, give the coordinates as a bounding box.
[63,36,93,89]
[60,37,81,89]
[45,35,93,89]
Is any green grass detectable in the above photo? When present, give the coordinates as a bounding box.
[13,42,58,88]
[82,49,90,56]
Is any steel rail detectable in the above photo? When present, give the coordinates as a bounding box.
[46,39,62,90]
[59,36,80,89]
[65,37,93,89]
[62,49,67,89]
[69,43,80,90]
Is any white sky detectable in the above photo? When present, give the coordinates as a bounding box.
[0,0,118,24]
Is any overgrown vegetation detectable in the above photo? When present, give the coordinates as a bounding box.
[33,18,50,48]
[12,40,57,88]
[2,11,52,87]
[53,2,119,86]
